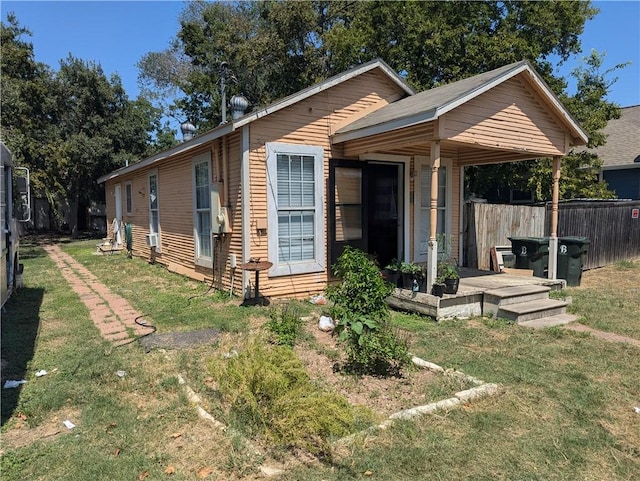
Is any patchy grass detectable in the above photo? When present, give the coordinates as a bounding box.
[2,239,639,480]
[567,259,640,340]
[59,239,250,333]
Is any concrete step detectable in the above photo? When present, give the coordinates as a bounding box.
[483,285,551,317]
[518,313,578,329]
[497,298,569,323]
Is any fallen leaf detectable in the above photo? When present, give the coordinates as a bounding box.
[138,471,149,480]
[364,470,373,476]
[114,448,120,457]
[197,466,213,478]
[164,466,176,475]
[170,432,182,439]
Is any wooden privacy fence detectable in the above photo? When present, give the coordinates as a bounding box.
[464,201,545,270]
[545,200,640,270]
[464,200,640,271]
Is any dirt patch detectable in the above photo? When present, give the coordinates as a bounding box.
[1,408,82,453]
[294,320,448,419]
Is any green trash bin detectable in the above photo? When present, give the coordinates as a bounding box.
[508,237,550,278]
[557,236,590,286]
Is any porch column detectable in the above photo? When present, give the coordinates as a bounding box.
[548,155,561,280]
[426,141,440,290]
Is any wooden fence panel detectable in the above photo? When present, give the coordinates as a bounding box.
[545,200,640,269]
[464,201,545,270]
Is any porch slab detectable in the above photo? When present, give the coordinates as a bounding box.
[387,269,566,321]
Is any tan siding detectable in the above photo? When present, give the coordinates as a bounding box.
[443,78,566,155]
[244,71,405,298]
[103,70,410,299]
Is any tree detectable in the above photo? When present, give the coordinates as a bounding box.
[138,0,596,130]
[2,15,161,235]
[41,56,155,235]
[0,14,55,175]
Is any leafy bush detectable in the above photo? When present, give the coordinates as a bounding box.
[266,303,303,347]
[208,338,372,456]
[326,246,410,375]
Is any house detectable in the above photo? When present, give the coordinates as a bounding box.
[98,59,587,301]
[595,105,640,200]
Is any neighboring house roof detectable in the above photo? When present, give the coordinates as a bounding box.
[98,58,414,184]
[589,105,640,170]
[333,60,588,146]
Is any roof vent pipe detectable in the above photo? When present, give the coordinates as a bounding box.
[230,95,249,120]
[180,122,196,142]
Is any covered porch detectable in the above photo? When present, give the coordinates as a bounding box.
[331,61,588,295]
[387,268,571,322]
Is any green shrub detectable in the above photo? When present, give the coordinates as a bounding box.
[326,246,410,375]
[266,303,303,347]
[326,246,393,321]
[209,338,371,456]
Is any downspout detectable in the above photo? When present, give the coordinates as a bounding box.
[548,155,561,280]
[426,140,441,290]
[240,125,251,297]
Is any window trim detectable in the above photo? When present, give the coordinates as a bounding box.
[125,181,133,215]
[266,142,325,277]
[192,152,213,268]
[148,169,161,251]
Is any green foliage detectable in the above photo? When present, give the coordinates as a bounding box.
[326,246,393,322]
[1,15,165,234]
[209,338,371,455]
[139,1,596,131]
[326,246,410,375]
[400,261,423,275]
[384,258,401,272]
[266,303,303,347]
[436,259,459,283]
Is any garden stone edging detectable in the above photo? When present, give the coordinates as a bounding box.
[334,355,500,447]
[176,355,500,471]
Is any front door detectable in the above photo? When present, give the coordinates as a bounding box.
[329,160,402,269]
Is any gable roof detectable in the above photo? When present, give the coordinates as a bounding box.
[333,60,588,146]
[98,59,414,184]
[590,105,640,169]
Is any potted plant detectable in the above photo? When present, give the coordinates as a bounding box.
[438,259,460,294]
[400,261,423,291]
[383,259,402,287]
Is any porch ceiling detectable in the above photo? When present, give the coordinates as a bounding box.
[336,129,549,165]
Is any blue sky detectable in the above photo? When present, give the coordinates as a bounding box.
[3,0,639,107]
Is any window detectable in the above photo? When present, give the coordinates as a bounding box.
[125,181,133,215]
[267,143,325,276]
[148,171,160,245]
[193,153,212,266]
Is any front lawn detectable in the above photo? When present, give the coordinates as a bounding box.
[2,240,638,480]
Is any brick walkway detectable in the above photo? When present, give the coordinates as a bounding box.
[44,244,154,346]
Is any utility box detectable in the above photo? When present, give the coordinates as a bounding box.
[508,236,550,278]
[557,236,590,286]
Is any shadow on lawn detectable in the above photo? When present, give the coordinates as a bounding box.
[1,286,44,426]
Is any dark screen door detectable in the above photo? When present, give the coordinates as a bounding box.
[329,160,401,269]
